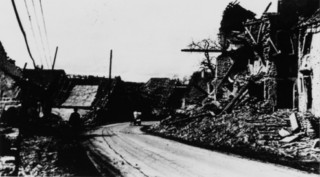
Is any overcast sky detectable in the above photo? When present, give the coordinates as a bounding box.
[0,0,277,82]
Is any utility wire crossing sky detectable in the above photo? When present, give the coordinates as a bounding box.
[0,0,277,82]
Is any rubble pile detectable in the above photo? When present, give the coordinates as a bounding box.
[19,136,67,176]
[148,102,320,173]
[0,41,102,176]
[148,1,320,173]
[19,135,98,176]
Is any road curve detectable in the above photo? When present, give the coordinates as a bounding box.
[83,122,317,177]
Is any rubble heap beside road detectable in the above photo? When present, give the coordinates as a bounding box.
[19,135,98,176]
[147,101,320,173]
[147,1,320,174]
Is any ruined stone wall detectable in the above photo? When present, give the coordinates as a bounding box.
[262,61,278,109]
[297,72,308,113]
[310,32,320,117]
[216,56,232,79]
[212,56,233,99]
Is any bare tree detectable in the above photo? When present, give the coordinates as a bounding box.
[187,39,221,77]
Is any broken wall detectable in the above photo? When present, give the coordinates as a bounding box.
[0,42,21,116]
[216,56,232,79]
[297,9,320,116]
[310,32,320,116]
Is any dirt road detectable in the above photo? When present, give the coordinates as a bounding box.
[83,122,317,177]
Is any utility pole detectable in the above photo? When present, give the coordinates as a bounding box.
[109,49,113,80]
[11,0,37,68]
[52,46,58,70]
[108,50,113,96]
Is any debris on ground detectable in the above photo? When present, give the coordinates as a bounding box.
[147,104,320,173]
[146,1,320,174]
[19,135,98,176]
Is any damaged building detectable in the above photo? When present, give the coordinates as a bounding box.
[150,1,320,171]
[0,42,22,125]
[0,40,135,127]
[203,0,320,116]
[22,70,134,124]
[296,9,320,116]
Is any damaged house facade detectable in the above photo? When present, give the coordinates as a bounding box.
[296,9,320,116]
[204,0,320,116]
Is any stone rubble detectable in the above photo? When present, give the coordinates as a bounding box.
[148,102,320,173]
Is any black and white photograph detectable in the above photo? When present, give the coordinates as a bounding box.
[0,0,319,176]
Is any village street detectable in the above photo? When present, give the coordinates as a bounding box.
[83,122,317,177]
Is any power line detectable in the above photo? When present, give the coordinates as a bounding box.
[11,0,37,68]
[24,0,44,67]
[31,0,50,69]
[39,0,52,65]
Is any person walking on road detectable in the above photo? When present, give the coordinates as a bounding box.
[69,108,81,131]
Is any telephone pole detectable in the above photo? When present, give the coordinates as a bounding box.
[109,50,112,80]
[52,46,58,70]
[108,50,113,96]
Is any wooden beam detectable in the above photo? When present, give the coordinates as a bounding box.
[268,38,280,54]
[257,23,264,42]
[263,2,272,14]
[244,26,257,44]
[209,63,236,96]
[181,49,222,53]
[218,83,250,115]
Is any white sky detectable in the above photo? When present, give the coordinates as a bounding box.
[0,0,277,82]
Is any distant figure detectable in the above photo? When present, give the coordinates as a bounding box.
[133,111,140,119]
[69,108,81,129]
[132,111,142,126]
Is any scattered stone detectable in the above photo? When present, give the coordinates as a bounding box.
[148,105,320,173]
[280,132,304,143]
[312,139,320,152]
[289,113,299,132]
[279,128,291,137]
